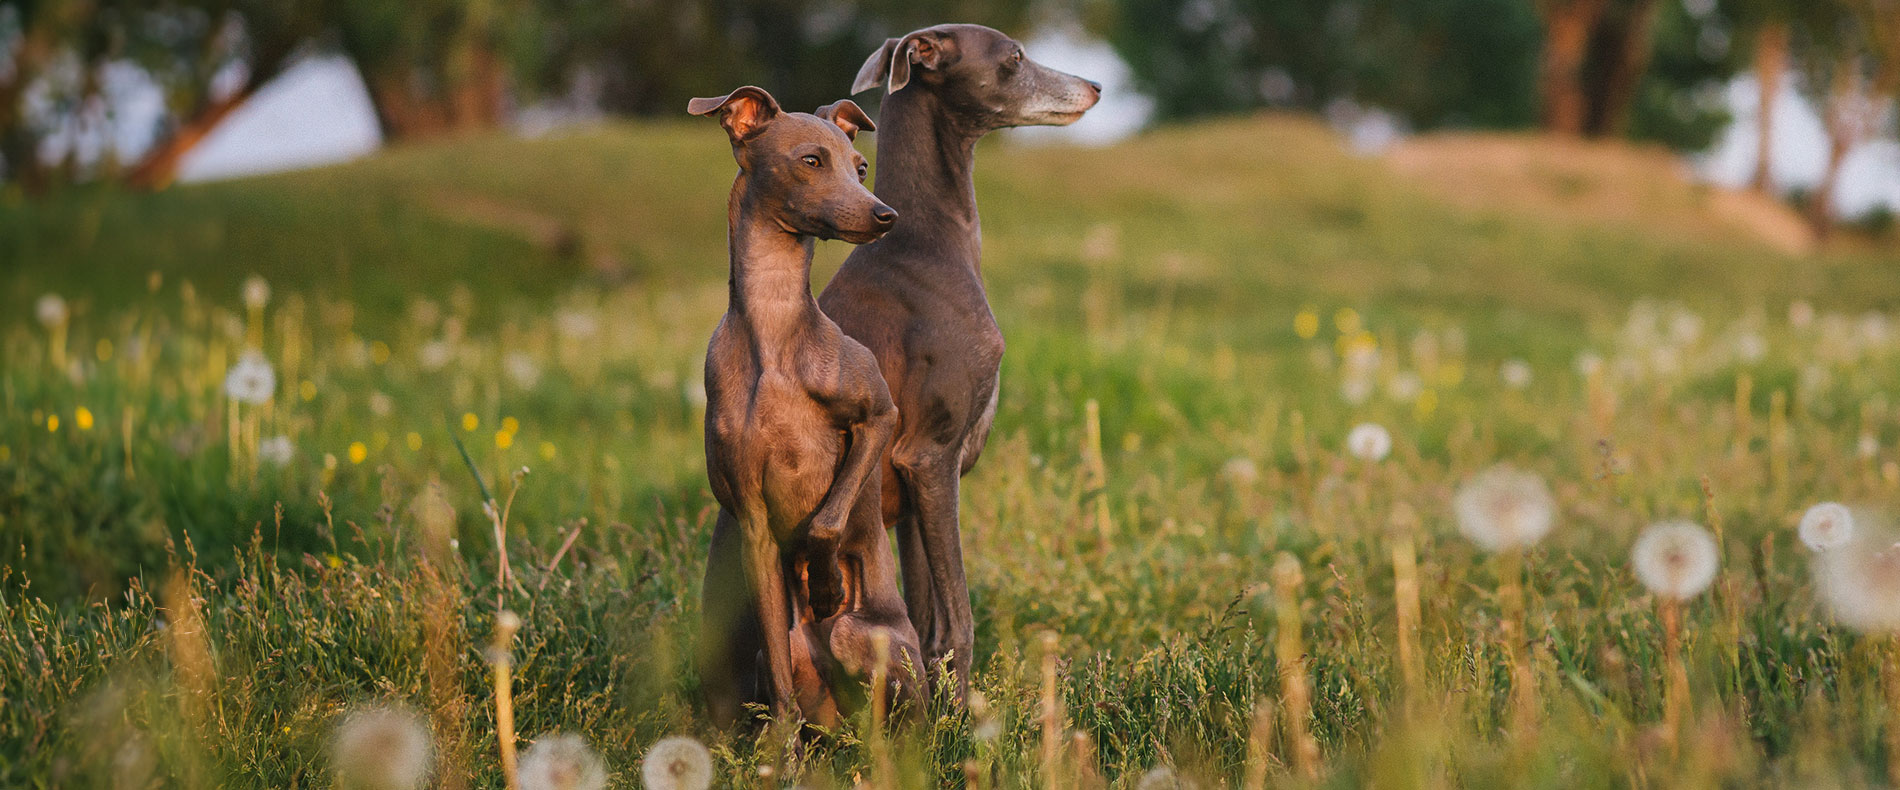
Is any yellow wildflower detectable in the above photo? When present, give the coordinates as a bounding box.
[1334,307,1362,335]
[406,432,423,451]
[495,430,514,450]
[462,412,479,432]
[348,442,368,464]
[74,407,93,431]
[1294,308,1320,340]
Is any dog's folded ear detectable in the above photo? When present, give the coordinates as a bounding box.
[688,86,782,142]
[851,30,945,95]
[814,100,875,140]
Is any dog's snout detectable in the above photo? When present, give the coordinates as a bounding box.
[871,204,898,228]
[1084,79,1103,94]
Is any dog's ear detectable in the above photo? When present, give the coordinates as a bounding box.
[814,100,875,140]
[851,30,946,94]
[687,86,781,143]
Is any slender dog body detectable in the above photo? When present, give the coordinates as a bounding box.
[691,86,923,727]
[819,24,1100,698]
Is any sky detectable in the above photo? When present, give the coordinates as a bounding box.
[154,38,1899,218]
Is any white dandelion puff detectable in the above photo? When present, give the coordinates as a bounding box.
[555,309,600,341]
[1631,520,1720,601]
[417,340,454,371]
[242,275,271,310]
[1798,502,1855,552]
[518,733,607,790]
[1345,423,1392,462]
[1339,372,1374,405]
[1385,371,1423,402]
[1814,531,1900,634]
[505,351,543,390]
[331,704,433,790]
[259,435,295,467]
[1452,464,1557,552]
[1137,765,1201,790]
[1858,434,1879,459]
[641,736,712,790]
[369,392,395,417]
[1500,359,1533,390]
[1788,300,1815,329]
[36,293,69,327]
[1733,332,1768,363]
[1221,456,1260,486]
[1574,352,1605,378]
[223,352,278,405]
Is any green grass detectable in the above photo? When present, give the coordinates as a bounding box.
[4,115,1900,788]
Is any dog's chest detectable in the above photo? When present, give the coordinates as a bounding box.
[707,369,846,535]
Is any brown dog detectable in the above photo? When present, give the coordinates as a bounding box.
[690,86,924,727]
[819,24,1101,700]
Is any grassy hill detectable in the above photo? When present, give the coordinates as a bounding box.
[4,116,1900,788]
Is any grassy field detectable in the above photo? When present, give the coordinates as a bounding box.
[4,114,1900,788]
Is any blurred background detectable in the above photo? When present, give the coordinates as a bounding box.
[1,0,1896,237]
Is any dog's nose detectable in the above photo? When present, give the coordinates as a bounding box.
[1084,79,1103,94]
[871,205,898,228]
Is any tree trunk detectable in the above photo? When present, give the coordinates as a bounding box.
[1586,0,1663,137]
[125,90,260,190]
[1809,61,1865,242]
[1539,0,1609,135]
[1750,23,1789,193]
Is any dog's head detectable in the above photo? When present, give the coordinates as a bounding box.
[852,24,1101,130]
[689,86,897,244]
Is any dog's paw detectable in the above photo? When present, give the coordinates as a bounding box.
[806,510,847,545]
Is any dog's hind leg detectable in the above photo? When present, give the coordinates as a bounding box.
[698,508,761,727]
[894,512,935,656]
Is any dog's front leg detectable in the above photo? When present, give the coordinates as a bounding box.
[739,504,798,720]
[892,443,975,703]
[807,395,898,546]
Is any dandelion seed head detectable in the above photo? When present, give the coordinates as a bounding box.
[1631,520,1720,601]
[1385,371,1423,402]
[1814,529,1900,634]
[1500,359,1533,390]
[518,733,607,790]
[242,275,271,310]
[1789,300,1815,328]
[1453,464,1556,552]
[1339,373,1374,405]
[505,351,542,389]
[259,435,295,466]
[36,293,68,327]
[640,736,712,790]
[1137,765,1201,790]
[1798,502,1855,552]
[417,340,454,371]
[1859,433,1879,459]
[1221,456,1259,486]
[1345,422,1392,462]
[331,704,432,790]
[223,352,277,405]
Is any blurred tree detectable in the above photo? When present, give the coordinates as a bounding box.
[126,0,332,189]
[1791,0,1896,238]
[1106,0,1543,127]
[528,0,1035,118]
[1623,0,1735,150]
[1730,0,1796,191]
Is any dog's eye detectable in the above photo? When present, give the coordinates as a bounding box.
[856,163,868,181]
[802,155,821,168]
[1010,49,1024,65]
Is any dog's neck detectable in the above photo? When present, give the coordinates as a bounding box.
[726,173,817,339]
[870,87,983,270]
